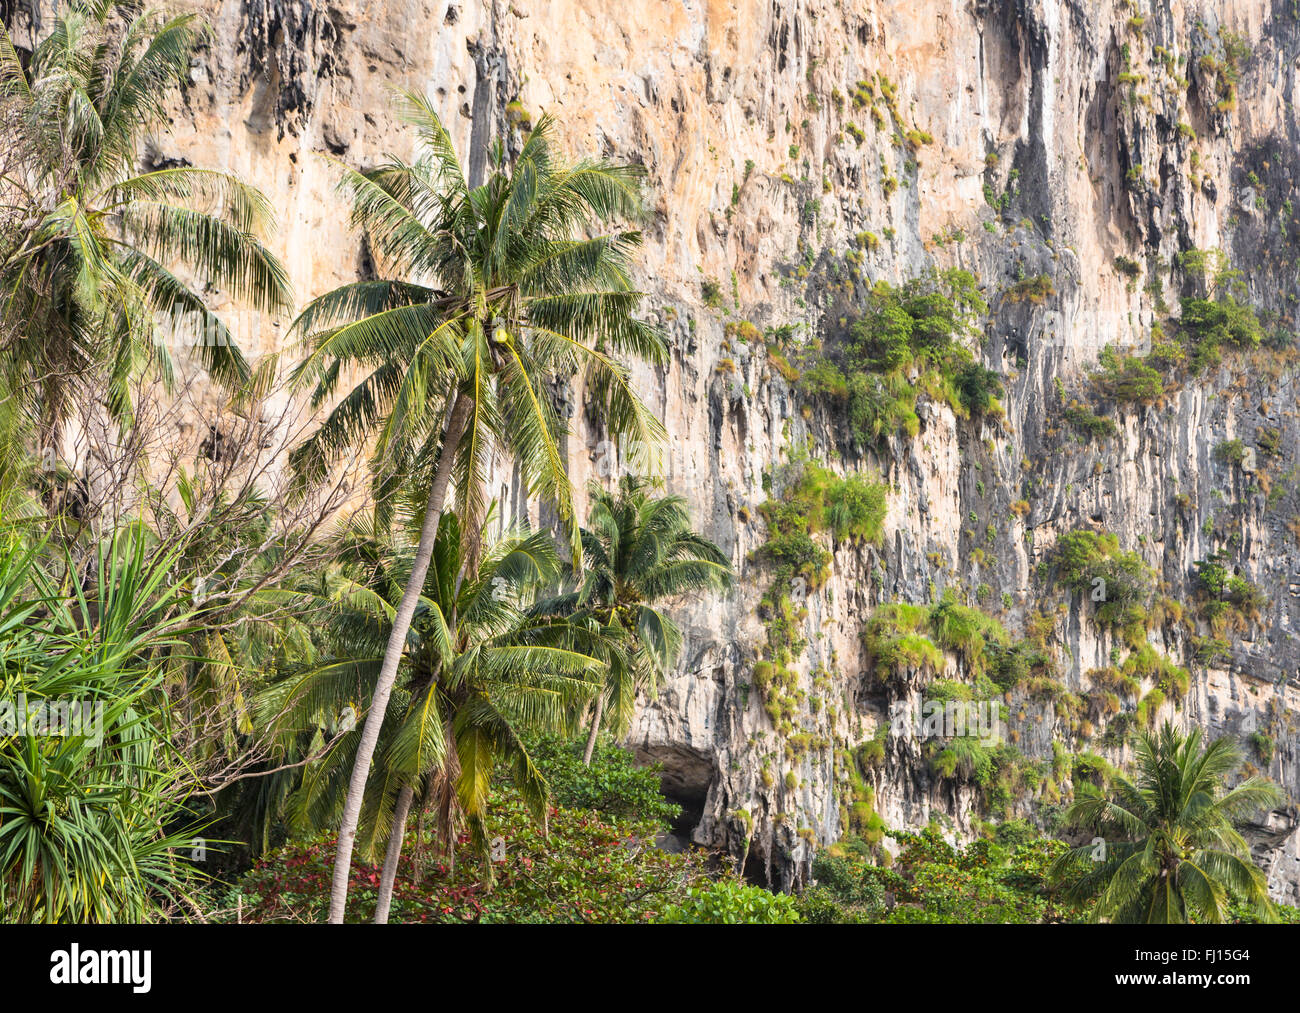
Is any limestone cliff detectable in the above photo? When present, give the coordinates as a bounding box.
[10,0,1300,899]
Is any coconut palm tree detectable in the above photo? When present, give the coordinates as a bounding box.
[258,512,606,922]
[288,93,665,921]
[1051,723,1283,923]
[0,1,291,442]
[538,476,733,764]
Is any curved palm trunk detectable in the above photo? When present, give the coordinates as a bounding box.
[581,693,605,766]
[413,809,426,882]
[372,784,415,924]
[327,393,471,923]
[438,777,458,876]
[375,693,450,921]
[412,779,435,883]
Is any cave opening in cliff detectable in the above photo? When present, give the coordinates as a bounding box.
[741,847,770,887]
[634,743,715,846]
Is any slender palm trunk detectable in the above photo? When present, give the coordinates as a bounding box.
[327,394,472,923]
[443,800,457,877]
[372,785,415,924]
[370,787,416,926]
[412,781,433,883]
[413,809,426,882]
[374,689,448,919]
[582,693,605,766]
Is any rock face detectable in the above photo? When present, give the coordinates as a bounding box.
[13,0,1300,899]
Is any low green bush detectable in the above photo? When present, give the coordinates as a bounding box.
[658,880,802,923]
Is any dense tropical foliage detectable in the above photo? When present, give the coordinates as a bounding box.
[0,0,1289,932]
[0,524,203,921]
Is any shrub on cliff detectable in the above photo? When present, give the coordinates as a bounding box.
[1179,295,1263,371]
[797,269,998,447]
[757,460,886,590]
[1192,555,1267,631]
[1053,530,1155,635]
[1092,346,1166,404]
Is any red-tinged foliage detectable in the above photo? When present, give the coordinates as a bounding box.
[217,788,713,924]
